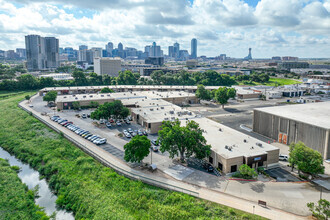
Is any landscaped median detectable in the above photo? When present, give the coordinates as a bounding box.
[0,92,265,219]
[0,158,49,220]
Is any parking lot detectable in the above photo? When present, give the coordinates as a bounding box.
[265,167,301,182]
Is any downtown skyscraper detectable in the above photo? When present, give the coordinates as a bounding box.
[25,35,59,71]
[191,38,197,59]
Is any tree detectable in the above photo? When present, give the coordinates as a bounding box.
[158,119,211,163]
[214,87,234,108]
[100,88,114,93]
[227,88,236,99]
[16,74,39,90]
[91,100,129,120]
[117,71,139,85]
[195,84,211,100]
[238,164,258,179]
[25,95,30,101]
[124,136,151,163]
[72,101,80,110]
[289,142,324,176]
[90,101,99,108]
[307,199,330,220]
[43,91,57,104]
[72,70,88,86]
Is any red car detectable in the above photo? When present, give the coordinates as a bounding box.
[109,118,115,123]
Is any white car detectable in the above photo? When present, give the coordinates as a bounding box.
[279,154,289,161]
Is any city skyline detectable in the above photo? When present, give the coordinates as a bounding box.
[0,0,329,58]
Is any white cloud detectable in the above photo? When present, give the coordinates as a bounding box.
[0,0,329,58]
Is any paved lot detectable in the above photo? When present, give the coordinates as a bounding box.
[265,167,301,182]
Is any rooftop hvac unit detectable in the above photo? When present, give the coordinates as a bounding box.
[256,143,262,147]
[101,95,104,97]
[164,117,169,120]
[72,94,75,97]
[150,108,154,111]
[90,95,93,97]
[157,108,159,110]
[64,96,67,98]
[161,107,164,109]
[244,139,247,143]
[219,128,222,132]
[75,97,78,100]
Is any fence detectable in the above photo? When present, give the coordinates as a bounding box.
[18,98,199,197]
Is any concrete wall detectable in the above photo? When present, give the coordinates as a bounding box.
[253,110,329,159]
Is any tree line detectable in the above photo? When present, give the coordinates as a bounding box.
[0,68,240,91]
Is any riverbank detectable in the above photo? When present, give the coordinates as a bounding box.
[0,92,264,219]
[0,157,49,220]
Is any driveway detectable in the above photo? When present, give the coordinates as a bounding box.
[265,167,301,182]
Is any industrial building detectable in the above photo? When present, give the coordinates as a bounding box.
[94,57,122,76]
[49,86,280,173]
[39,85,220,96]
[253,102,330,159]
[182,118,279,173]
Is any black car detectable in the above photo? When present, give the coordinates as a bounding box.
[203,163,214,172]
[142,131,148,136]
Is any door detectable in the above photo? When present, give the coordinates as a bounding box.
[231,165,237,173]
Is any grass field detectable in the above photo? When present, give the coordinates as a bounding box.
[240,77,301,87]
[0,92,265,220]
[0,158,49,220]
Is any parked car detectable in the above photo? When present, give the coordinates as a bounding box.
[106,122,112,128]
[203,163,214,172]
[116,121,122,126]
[279,154,289,161]
[138,130,143,136]
[151,139,159,146]
[125,120,131,124]
[51,116,59,121]
[151,145,159,152]
[100,119,106,124]
[81,113,87,118]
[142,130,148,136]
[94,138,107,145]
[128,128,133,133]
[87,114,90,118]
[127,116,132,121]
[109,118,115,123]
[82,132,90,137]
[64,122,73,127]
[124,132,132,138]
[131,132,137,137]
[84,134,93,139]
[90,136,100,141]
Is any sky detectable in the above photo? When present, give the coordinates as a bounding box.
[0,0,329,58]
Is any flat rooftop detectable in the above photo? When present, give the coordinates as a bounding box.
[41,85,220,92]
[131,105,196,123]
[182,118,278,159]
[56,91,195,104]
[254,102,330,130]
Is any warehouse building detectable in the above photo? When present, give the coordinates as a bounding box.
[39,85,219,96]
[253,102,330,159]
[182,118,279,173]
[55,91,198,111]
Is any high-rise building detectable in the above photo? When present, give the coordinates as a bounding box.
[79,45,88,51]
[191,38,197,59]
[173,42,180,59]
[94,57,122,77]
[91,47,102,58]
[16,48,26,58]
[105,42,113,57]
[25,35,46,71]
[45,37,59,68]
[25,35,59,71]
[168,46,174,57]
[149,42,162,57]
